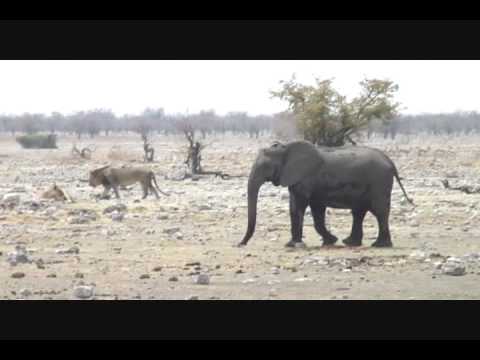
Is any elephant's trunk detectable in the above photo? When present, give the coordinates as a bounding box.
[239,173,265,246]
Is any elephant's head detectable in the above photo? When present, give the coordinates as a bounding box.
[239,141,324,246]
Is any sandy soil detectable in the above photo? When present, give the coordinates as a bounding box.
[1,133,480,300]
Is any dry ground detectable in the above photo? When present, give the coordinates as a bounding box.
[1,133,480,300]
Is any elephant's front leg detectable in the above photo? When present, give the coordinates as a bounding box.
[343,208,367,247]
[101,185,112,198]
[285,191,308,247]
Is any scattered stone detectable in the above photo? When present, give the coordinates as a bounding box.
[47,273,56,278]
[462,253,480,262]
[139,274,150,280]
[195,274,210,285]
[186,295,199,300]
[442,257,466,276]
[409,250,434,261]
[294,277,313,282]
[153,266,162,272]
[302,256,329,266]
[242,278,257,284]
[7,245,30,265]
[111,211,125,222]
[75,272,84,279]
[186,261,201,267]
[73,285,95,299]
[67,209,97,223]
[69,216,91,224]
[11,272,25,279]
[35,259,45,270]
[198,204,212,211]
[168,276,179,282]
[267,280,281,285]
[2,193,20,206]
[103,204,127,214]
[56,246,80,255]
[19,289,31,297]
[163,227,180,235]
[11,186,26,193]
[157,214,169,220]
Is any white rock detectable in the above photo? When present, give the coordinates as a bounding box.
[303,256,329,266]
[442,257,466,276]
[462,253,480,262]
[2,193,20,206]
[409,250,427,261]
[73,285,95,299]
[19,289,32,297]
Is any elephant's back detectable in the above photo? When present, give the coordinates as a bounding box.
[321,146,395,181]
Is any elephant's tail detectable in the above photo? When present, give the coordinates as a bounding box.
[392,165,414,206]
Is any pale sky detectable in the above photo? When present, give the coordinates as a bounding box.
[0,60,478,116]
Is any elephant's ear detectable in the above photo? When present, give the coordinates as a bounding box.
[279,141,324,187]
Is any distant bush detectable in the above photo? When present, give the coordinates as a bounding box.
[16,134,58,149]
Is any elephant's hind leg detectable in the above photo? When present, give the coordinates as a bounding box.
[285,191,308,248]
[343,208,367,247]
[310,203,338,245]
[370,198,393,247]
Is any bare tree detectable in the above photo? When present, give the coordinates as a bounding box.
[142,133,155,162]
[71,143,96,159]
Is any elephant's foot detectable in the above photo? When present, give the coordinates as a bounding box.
[342,236,362,247]
[322,235,338,246]
[285,240,306,248]
[371,239,393,248]
[236,241,247,248]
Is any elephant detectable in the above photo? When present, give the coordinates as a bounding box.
[238,140,413,248]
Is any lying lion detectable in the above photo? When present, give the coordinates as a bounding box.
[41,183,74,202]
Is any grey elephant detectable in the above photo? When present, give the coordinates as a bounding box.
[238,140,413,248]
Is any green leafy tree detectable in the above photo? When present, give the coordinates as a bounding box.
[271,75,400,146]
